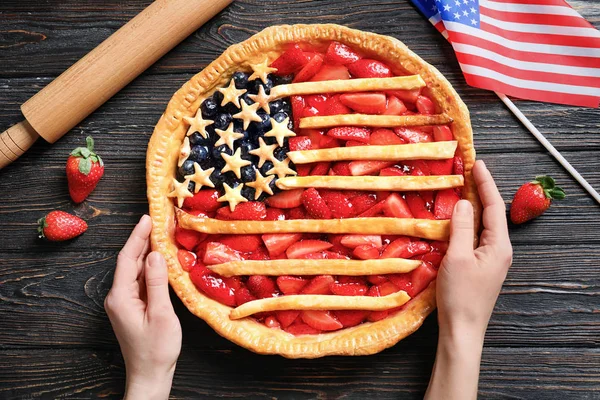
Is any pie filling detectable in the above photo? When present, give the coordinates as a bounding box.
[169,41,463,335]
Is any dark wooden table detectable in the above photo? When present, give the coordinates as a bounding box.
[1,1,599,398]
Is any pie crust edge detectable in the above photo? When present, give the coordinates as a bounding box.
[146,24,481,358]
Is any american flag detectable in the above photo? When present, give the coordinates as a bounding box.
[411,0,600,108]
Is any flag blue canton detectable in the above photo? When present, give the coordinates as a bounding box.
[411,0,480,28]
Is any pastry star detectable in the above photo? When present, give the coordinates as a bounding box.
[249,58,278,84]
[178,137,191,167]
[248,85,271,114]
[217,182,248,211]
[233,99,262,130]
[246,168,275,200]
[183,111,213,138]
[167,178,193,208]
[264,117,296,147]
[267,157,297,179]
[215,122,245,150]
[184,162,215,193]
[217,79,247,108]
[221,147,252,179]
[249,137,278,168]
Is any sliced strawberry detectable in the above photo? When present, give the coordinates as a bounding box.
[324,95,352,116]
[183,189,221,212]
[177,249,197,271]
[453,155,464,176]
[414,252,444,269]
[265,207,286,221]
[347,59,393,78]
[219,234,262,253]
[310,64,350,81]
[325,41,361,65]
[303,106,320,118]
[262,233,303,257]
[286,206,308,219]
[331,161,352,176]
[377,280,401,296]
[305,94,329,113]
[383,95,408,115]
[247,275,278,299]
[302,188,332,219]
[289,136,312,152]
[301,310,343,331]
[430,241,449,255]
[358,200,386,217]
[286,240,333,259]
[175,226,207,251]
[345,140,367,147]
[433,125,453,141]
[380,236,411,259]
[349,160,394,176]
[380,166,406,176]
[369,128,405,145]
[310,162,331,176]
[353,244,380,260]
[434,189,460,219]
[266,188,303,208]
[319,135,341,149]
[349,193,378,216]
[387,88,421,105]
[405,160,431,176]
[416,95,436,115]
[296,164,312,177]
[320,190,354,218]
[271,44,309,74]
[234,286,257,306]
[327,127,370,143]
[216,202,267,221]
[409,241,432,257]
[293,53,324,83]
[376,191,391,202]
[427,159,453,175]
[405,193,435,219]
[301,275,335,294]
[247,246,270,261]
[330,281,368,296]
[383,193,413,218]
[394,127,433,143]
[285,321,321,335]
[275,310,300,328]
[291,95,305,128]
[406,263,438,297]
[334,310,368,328]
[387,273,412,295]
[264,315,281,329]
[301,250,348,260]
[203,242,243,265]
[189,266,236,307]
[339,93,387,114]
[367,282,399,322]
[340,234,382,249]
[276,276,309,295]
[367,275,388,285]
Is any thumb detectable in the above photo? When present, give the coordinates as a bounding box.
[446,200,475,257]
[144,251,174,317]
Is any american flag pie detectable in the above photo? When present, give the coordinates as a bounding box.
[412,0,600,108]
[147,24,480,357]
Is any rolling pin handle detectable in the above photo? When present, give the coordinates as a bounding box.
[0,120,40,170]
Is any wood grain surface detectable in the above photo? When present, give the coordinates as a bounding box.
[1,0,599,399]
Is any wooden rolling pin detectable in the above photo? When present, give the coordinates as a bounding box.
[0,0,232,169]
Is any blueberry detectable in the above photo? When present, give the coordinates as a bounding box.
[212,91,224,107]
[240,165,256,183]
[269,176,279,193]
[189,132,212,147]
[272,74,293,86]
[178,160,195,177]
[213,113,233,130]
[234,126,249,141]
[281,99,291,114]
[249,112,271,138]
[211,144,233,166]
[210,169,225,188]
[273,146,288,161]
[240,92,254,107]
[201,98,219,119]
[248,77,273,95]
[232,72,249,89]
[237,139,256,155]
[188,181,196,193]
[189,145,210,163]
[273,111,294,130]
[269,99,285,115]
[223,102,240,115]
[223,172,240,188]
[260,160,274,176]
[241,185,256,201]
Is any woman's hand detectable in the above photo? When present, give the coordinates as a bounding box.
[104,215,182,400]
[426,160,513,400]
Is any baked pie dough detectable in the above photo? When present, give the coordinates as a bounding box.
[147,24,480,358]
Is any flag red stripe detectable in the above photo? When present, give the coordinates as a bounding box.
[451,31,600,69]
[456,52,600,88]
[434,20,446,34]
[479,21,600,49]
[480,6,594,28]
[463,72,600,107]
[490,0,573,5]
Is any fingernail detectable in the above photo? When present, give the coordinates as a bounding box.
[478,160,487,170]
[140,214,150,224]
[455,200,471,215]
[148,252,165,267]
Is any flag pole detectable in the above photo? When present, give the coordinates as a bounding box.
[496,92,600,205]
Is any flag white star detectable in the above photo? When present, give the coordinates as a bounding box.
[463,0,469,4]
[454,11,461,19]
[454,0,461,6]
[444,4,451,11]
[471,18,477,25]
[463,10,469,16]
[470,7,476,14]
[431,5,437,11]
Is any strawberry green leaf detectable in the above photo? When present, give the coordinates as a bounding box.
[86,136,95,152]
[80,148,91,158]
[78,158,92,175]
[547,187,566,200]
[533,175,556,190]
[37,217,48,238]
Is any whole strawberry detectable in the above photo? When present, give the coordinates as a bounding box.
[510,176,565,224]
[38,211,88,241]
[66,136,104,203]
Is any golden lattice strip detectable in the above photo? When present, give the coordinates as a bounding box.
[288,142,457,164]
[299,114,453,129]
[230,291,411,319]
[269,75,426,99]
[176,210,450,240]
[276,175,464,191]
[208,258,421,277]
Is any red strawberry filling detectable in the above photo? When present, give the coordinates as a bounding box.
[173,40,466,335]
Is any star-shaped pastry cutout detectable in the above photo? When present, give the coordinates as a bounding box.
[248,85,271,114]
[245,169,275,200]
[217,182,248,211]
[249,137,278,168]
[266,157,297,179]
[183,111,213,138]
[221,147,252,179]
[264,117,296,147]
[167,178,193,208]
[178,137,191,167]
[249,58,278,84]
[215,122,245,150]
[184,162,215,193]
[233,99,262,130]
[217,79,247,108]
